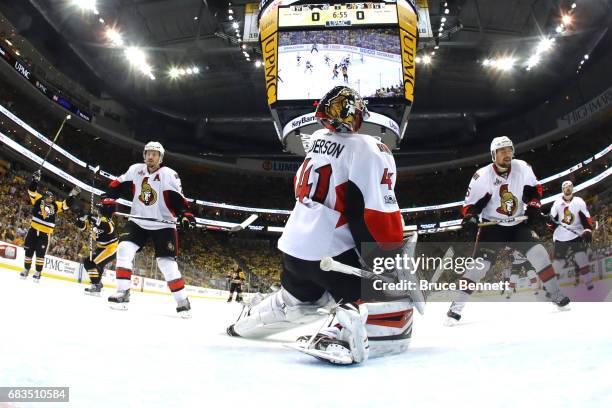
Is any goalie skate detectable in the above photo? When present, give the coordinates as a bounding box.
[285,336,353,365]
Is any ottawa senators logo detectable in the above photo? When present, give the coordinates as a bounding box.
[138,177,157,206]
[562,207,574,225]
[496,184,518,216]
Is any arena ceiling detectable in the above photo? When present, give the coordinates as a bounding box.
[1,0,611,157]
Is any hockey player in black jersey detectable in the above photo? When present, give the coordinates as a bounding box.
[20,170,80,281]
[76,199,118,295]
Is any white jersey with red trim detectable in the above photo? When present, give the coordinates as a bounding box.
[550,196,591,242]
[278,129,403,261]
[463,159,540,226]
[114,163,185,230]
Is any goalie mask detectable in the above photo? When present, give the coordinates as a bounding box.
[315,86,370,133]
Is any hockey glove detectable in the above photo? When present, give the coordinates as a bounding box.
[69,186,82,197]
[581,230,593,244]
[460,215,479,240]
[32,170,41,182]
[525,205,545,229]
[178,212,196,230]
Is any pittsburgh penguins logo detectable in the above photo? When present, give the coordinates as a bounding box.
[496,184,519,216]
[562,207,575,225]
[39,203,55,219]
[138,177,157,206]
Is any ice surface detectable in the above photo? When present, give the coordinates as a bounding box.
[277,48,402,100]
[1,269,611,408]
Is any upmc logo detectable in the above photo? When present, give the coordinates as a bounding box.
[14,61,30,79]
[45,257,65,272]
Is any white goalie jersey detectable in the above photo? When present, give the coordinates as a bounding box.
[550,196,592,242]
[278,129,403,261]
[109,163,187,230]
[462,159,541,226]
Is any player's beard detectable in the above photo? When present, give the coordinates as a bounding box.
[494,158,511,173]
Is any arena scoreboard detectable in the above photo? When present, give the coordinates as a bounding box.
[259,0,418,154]
[278,3,398,28]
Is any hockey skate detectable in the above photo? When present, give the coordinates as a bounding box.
[84,283,103,296]
[286,303,369,365]
[553,295,571,311]
[32,271,41,283]
[444,309,462,326]
[108,289,130,310]
[176,298,191,319]
[19,269,29,280]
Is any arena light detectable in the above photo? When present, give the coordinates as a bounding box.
[168,67,179,78]
[584,54,589,60]
[444,8,450,14]
[499,57,515,71]
[482,58,491,66]
[5,39,12,46]
[441,17,447,23]
[422,55,432,64]
[98,18,104,24]
[186,68,193,74]
[241,44,247,50]
[229,15,234,21]
[72,0,97,13]
[232,22,239,29]
[561,14,572,25]
[526,54,540,69]
[572,3,577,8]
[415,56,422,63]
[192,66,199,74]
[535,37,554,55]
[105,28,124,47]
[124,46,154,78]
[228,9,234,15]
[255,60,262,68]
[555,25,564,33]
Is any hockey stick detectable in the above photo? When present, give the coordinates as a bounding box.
[89,167,98,262]
[113,211,180,226]
[548,217,584,238]
[404,216,529,237]
[38,114,71,172]
[113,212,257,232]
[229,214,258,232]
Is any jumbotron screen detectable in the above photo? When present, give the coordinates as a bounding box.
[276,28,402,100]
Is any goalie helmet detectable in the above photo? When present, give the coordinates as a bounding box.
[315,86,370,133]
[143,141,164,162]
[490,136,514,161]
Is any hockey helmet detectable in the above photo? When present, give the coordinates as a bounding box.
[490,136,514,161]
[43,190,54,202]
[143,141,165,163]
[97,198,116,218]
[315,86,370,133]
[562,180,573,195]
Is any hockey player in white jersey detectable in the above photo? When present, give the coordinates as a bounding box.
[227,86,413,365]
[550,181,594,290]
[102,142,196,317]
[446,136,570,324]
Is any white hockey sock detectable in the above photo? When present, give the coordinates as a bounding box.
[157,257,187,303]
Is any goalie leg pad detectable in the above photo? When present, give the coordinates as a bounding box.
[230,288,333,338]
[364,301,413,358]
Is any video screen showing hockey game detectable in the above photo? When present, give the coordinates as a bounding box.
[277,28,402,100]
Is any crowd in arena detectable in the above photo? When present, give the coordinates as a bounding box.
[279,28,400,54]
[1,68,610,292]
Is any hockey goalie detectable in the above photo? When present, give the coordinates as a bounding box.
[227,86,416,365]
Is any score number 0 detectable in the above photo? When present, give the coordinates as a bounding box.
[311,10,366,21]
